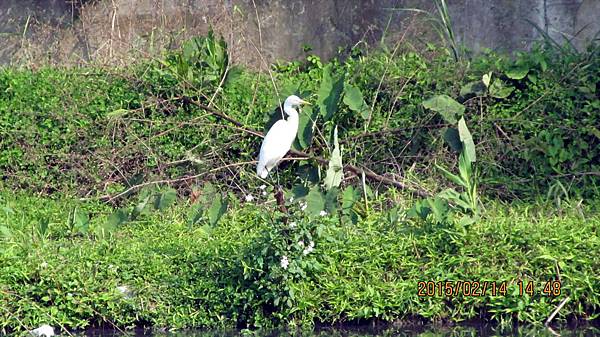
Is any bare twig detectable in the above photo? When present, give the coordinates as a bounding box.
[182,97,431,197]
[545,296,570,326]
[97,160,256,202]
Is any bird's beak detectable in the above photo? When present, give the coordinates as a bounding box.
[300,99,311,105]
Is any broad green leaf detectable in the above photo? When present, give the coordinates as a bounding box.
[437,188,461,201]
[387,206,400,225]
[426,197,449,223]
[154,188,177,211]
[505,64,529,80]
[305,187,325,216]
[324,187,340,213]
[131,194,152,219]
[294,105,318,150]
[454,196,473,211]
[443,127,462,153]
[460,81,486,96]
[317,64,345,121]
[188,204,203,226]
[106,209,128,228]
[73,208,90,234]
[291,185,309,199]
[343,83,369,120]
[458,117,476,163]
[208,195,228,226]
[324,126,343,190]
[458,151,472,183]
[407,200,431,220]
[422,95,464,124]
[342,185,360,210]
[435,163,466,187]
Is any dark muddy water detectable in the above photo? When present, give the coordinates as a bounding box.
[75,324,599,337]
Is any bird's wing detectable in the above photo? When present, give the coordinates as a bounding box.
[258,120,293,171]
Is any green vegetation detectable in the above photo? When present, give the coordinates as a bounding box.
[0,30,599,333]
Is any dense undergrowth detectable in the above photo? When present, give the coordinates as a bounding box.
[0,36,598,199]
[0,31,599,333]
[0,192,598,332]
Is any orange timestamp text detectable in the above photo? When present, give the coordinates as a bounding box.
[417,280,562,297]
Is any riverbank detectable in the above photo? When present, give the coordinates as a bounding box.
[0,34,599,333]
[1,191,598,332]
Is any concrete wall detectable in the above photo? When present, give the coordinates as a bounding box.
[1,0,598,66]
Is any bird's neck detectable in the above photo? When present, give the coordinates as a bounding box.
[284,106,299,126]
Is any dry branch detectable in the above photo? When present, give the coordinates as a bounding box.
[183,97,431,198]
[96,96,431,201]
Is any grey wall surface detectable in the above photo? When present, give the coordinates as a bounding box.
[1,0,598,66]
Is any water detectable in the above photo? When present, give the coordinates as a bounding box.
[76,324,600,337]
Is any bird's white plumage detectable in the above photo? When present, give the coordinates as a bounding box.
[257,95,308,178]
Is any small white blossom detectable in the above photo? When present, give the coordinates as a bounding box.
[40,262,48,269]
[303,241,315,255]
[300,202,307,211]
[289,196,294,202]
[319,210,327,216]
[280,256,289,269]
[245,194,254,202]
[298,240,304,247]
[30,325,54,337]
[289,222,297,229]
[259,184,266,190]
[262,191,267,196]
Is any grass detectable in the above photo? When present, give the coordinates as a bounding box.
[0,191,598,332]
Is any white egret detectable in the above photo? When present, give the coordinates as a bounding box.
[256,95,310,178]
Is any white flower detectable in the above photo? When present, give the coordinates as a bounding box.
[259,184,266,190]
[262,191,267,196]
[303,241,315,255]
[300,202,307,211]
[280,256,289,269]
[245,194,254,202]
[298,240,304,247]
[30,325,54,337]
[319,210,327,216]
[289,222,297,229]
[289,196,294,202]
[40,262,48,269]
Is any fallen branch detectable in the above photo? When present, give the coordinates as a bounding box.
[545,296,570,326]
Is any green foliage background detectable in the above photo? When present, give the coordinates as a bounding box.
[0,33,599,333]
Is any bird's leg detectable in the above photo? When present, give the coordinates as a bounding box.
[273,169,288,221]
